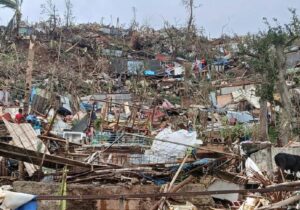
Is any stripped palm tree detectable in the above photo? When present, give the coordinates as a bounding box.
[0,0,23,35]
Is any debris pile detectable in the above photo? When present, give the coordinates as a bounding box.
[0,9,300,210]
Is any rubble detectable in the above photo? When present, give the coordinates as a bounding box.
[0,4,300,210]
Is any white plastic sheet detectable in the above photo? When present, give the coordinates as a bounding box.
[132,127,201,164]
[0,189,35,210]
[245,157,264,178]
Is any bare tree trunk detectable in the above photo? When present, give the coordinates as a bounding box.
[276,46,293,146]
[16,10,21,36]
[187,0,194,33]
[259,99,268,141]
[23,38,35,114]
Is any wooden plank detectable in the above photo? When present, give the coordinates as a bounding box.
[217,94,233,108]
[39,135,82,146]
[0,142,105,170]
[3,119,49,176]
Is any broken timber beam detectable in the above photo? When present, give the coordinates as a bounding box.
[39,135,81,147]
[37,185,300,201]
[257,195,300,210]
[0,142,103,169]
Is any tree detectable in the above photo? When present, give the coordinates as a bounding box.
[239,9,300,144]
[64,0,74,28]
[181,0,202,60]
[163,21,185,59]
[0,0,23,35]
[239,33,276,141]
[130,6,138,31]
[181,0,201,33]
[263,10,300,145]
[41,0,59,33]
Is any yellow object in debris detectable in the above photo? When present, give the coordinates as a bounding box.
[59,167,68,210]
[238,197,260,210]
[169,202,197,210]
[273,93,281,101]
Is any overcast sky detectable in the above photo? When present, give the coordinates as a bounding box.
[0,0,299,38]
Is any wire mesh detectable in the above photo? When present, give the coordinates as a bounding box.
[91,131,197,166]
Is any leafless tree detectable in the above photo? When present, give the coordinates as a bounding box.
[182,0,201,33]
[64,0,74,28]
[41,0,60,32]
[130,6,138,30]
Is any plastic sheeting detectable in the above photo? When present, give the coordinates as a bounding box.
[16,200,37,210]
[131,127,201,164]
[171,158,215,173]
[173,63,185,75]
[144,70,156,76]
[60,96,72,113]
[0,190,36,210]
[227,111,255,123]
[245,157,264,178]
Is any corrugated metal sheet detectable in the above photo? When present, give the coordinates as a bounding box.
[110,58,127,74]
[72,114,89,132]
[102,49,123,57]
[110,59,162,74]
[81,94,132,106]
[145,60,161,70]
[0,91,10,105]
[210,92,217,107]
[244,84,256,91]
[220,86,243,95]
[3,120,49,176]
[31,94,51,115]
[128,61,144,75]
[232,87,260,109]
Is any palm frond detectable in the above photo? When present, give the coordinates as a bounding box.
[3,12,16,36]
[0,0,18,10]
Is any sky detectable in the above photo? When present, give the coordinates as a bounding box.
[0,0,300,38]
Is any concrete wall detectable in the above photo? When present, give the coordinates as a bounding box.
[250,147,300,175]
[207,180,244,202]
[286,50,300,68]
[13,181,214,210]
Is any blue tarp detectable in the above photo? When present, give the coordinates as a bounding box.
[16,199,37,210]
[80,102,93,111]
[140,174,169,186]
[139,158,216,186]
[170,158,215,173]
[30,87,37,103]
[26,115,38,123]
[144,70,156,76]
[213,58,229,66]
